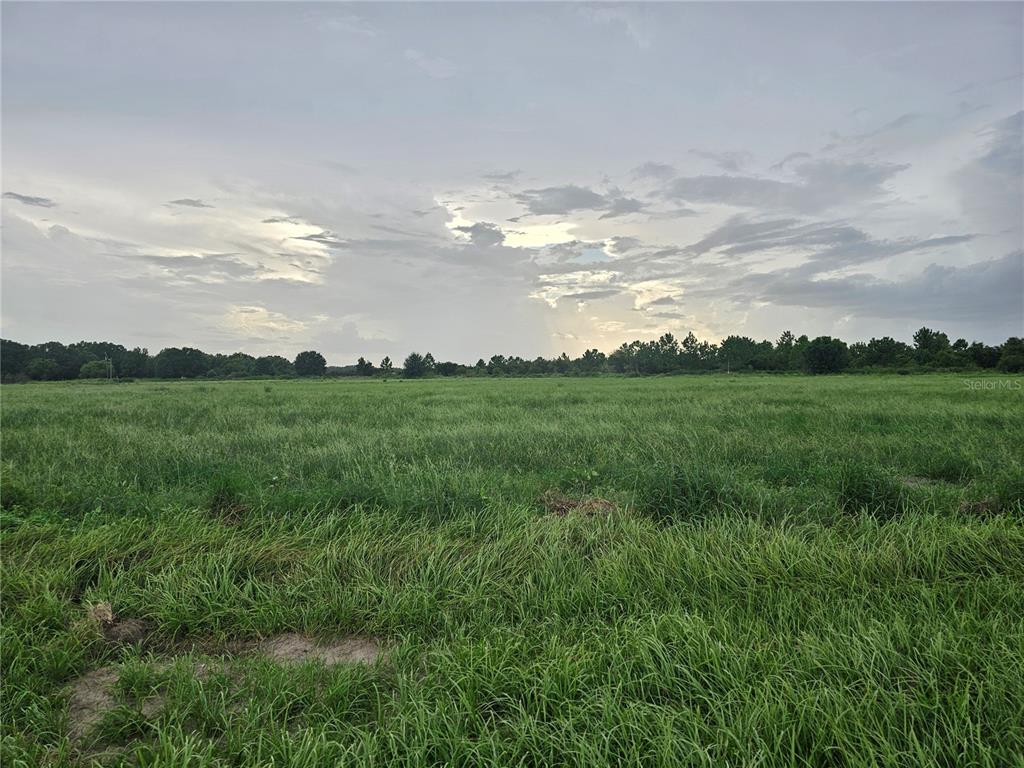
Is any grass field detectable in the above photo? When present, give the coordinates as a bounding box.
[2,374,1023,767]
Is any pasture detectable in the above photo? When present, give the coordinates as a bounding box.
[2,375,1022,766]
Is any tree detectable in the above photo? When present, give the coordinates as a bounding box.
[379,356,394,379]
[355,357,375,376]
[718,336,759,371]
[913,327,950,365]
[998,337,1024,373]
[403,352,427,378]
[294,350,326,377]
[575,348,606,374]
[79,360,110,378]
[221,352,256,378]
[154,347,209,378]
[804,336,849,374]
[968,342,1000,369]
[255,355,294,377]
[25,358,60,380]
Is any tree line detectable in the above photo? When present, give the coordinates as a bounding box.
[1,328,1021,383]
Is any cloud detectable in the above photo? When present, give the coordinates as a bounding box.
[482,170,520,183]
[453,221,506,246]
[404,49,457,79]
[562,288,622,301]
[645,295,678,306]
[514,185,607,216]
[689,149,753,173]
[3,191,56,207]
[686,214,975,273]
[730,251,1023,325]
[599,196,646,219]
[631,161,676,181]
[289,230,346,248]
[606,236,642,255]
[224,305,309,338]
[262,215,303,224]
[769,152,811,171]
[663,159,909,214]
[513,185,645,219]
[167,198,214,208]
[953,111,1023,243]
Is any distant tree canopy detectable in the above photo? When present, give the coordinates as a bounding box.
[255,355,294,377]
[804,337,850,374]
[293,350,327,377]
[79,360,110,379]
[1,327,1019,383]
[356,357,375,376]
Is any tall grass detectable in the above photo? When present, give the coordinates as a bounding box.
[1,375,1022,766]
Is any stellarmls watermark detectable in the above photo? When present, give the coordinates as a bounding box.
[962,378,1022,390]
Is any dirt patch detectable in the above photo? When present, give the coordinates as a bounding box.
[959,498,998,515]
[541,491,618,517]
[87,602,154,647]
[67,666,119,744]
[258,633,384,666]
[901,476,937,488]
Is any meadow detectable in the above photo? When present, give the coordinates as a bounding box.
[1,374,1022,767]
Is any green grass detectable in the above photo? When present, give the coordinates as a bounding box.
[2,375,1022,766]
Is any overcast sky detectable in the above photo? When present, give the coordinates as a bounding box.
[2,2,1022,363]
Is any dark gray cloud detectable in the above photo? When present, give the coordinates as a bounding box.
[645,295,677,306]
[290,230,346,247]
[262,215,302,224]
[631,161,676,181]
[562,288,622,301]
[514,185,645,219]
[663,159,909,214]
[599,196,646,219]
[453,221,505,246]
[689,149,753,172]
[514,185,607,215]
[167,198,214,208]
[729,251,1023,325]
[606,236,642,255]
[482,170,520,183]
[686,214,975,273]
[3,191,56,207]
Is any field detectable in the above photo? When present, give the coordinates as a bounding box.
[2,374,1023,767]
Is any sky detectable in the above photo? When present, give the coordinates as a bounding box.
[2,2,1022,364]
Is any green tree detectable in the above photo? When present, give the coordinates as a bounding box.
[403,352,427,378]
[379,356,393,379]
[294,350,327,377]
[913,327,950,365]
[355,357,375,376]
[998,337,1024,373]
[25,358,60,380]
[254,355,293,377]
[804,336,850,374]
[79,360,110,378]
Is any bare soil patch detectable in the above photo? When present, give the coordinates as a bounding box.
[66,624,385,747]
[959,498,998,515]
[258,633,384,665]
[901,476,937,488]
[67,666,119,744]
[542,491,618,517]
